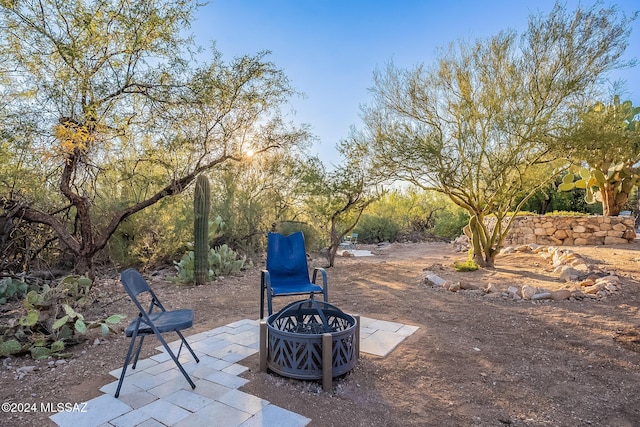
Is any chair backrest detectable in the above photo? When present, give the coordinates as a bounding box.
[121,268,152,298]
[266,232,310,286]
[121,268,165,313]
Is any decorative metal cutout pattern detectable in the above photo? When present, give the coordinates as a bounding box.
[266,299,357,380]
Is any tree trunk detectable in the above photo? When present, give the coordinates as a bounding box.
[469,215,496,268]
[600,182,627,216]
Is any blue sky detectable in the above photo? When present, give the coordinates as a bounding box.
[192,1,640,167]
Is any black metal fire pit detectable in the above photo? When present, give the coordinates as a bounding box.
[259,299,359,390]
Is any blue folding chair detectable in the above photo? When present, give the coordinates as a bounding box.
[115,268,199,398]
[260,231,328,319]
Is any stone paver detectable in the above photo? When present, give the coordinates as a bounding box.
[50,316,417,426]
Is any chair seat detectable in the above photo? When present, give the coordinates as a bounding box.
[270,282,323,296]
[125,309,194,337]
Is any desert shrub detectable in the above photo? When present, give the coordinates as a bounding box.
[454,259,479,272]
[354,214,400,243]
[433,208,469,239]
[543,210,591,216]
[106,194,193,266]
[454,251,479,272]
[0,275,125,359]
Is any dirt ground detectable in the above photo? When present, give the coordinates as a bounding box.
[2,241,640,427]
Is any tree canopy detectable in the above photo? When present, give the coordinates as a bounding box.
[0,0,309,277]
[354,2,636,267]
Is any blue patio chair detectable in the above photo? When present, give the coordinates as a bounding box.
[260,231,328,319]
[115,268,199,398]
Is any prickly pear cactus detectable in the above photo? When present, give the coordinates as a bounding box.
[194,174,211,285]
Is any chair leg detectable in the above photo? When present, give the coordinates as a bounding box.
[260,281,265,319]
[174,330,199,363]
[154,330,197,390]
[131,335,145,369]
[115,331,139,398]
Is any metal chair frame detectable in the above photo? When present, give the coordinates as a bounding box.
[260,232,328,319]
[115,268,199,398]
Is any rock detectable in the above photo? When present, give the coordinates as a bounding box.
[486,283,500,293]
[531,292,552,300]
[604,236,629,245]
[500,246,515,254]
[596,275,619,285]
[531,245,546,253]
[16,366,36,375]
[571,290,586,299]
[521,285,536,300]
[584,283,605,294]
[578,279,595,287]
[551,290,571,301]
[448,282,461,292]
[559,266,581,282]
[424,274,447,287]
[484,292,503,298]
[460,282,480,290]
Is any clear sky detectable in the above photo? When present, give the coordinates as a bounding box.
[192,1,640,167]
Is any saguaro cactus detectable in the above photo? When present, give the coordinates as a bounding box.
[194,174,210,285]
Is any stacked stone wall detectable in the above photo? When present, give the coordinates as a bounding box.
[485,215,636,246]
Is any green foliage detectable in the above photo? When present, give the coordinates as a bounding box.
[173,251,195,283]
[354,3,633,267]
[173,244,250,284]
[58,275,92,305]
[0,339,22,357]
[105,195,185,265]
[433,209,469,239]
[560,162,640,215]
[0,277,28,305]
[209,244,249,276]
[354,214,400,243]
[518,174,603,215]
[194,175,211,285]
[557,97,640,215]
[0,275,125,359]
[356,189,469,240]
[543,211,590,217]
[454,253,479,272]
[0,0,307,276]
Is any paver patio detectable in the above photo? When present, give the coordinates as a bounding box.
[50,317,418,427]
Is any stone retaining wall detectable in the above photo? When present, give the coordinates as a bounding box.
[485,215,637,246]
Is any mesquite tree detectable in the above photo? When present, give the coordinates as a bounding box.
[0,0,308,278]
[355,2,635,267]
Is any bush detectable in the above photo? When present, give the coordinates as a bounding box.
[433,209,469,239]
[453,259,479,272]
[354,214,400,243]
